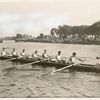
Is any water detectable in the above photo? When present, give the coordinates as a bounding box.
[0,42,100,97]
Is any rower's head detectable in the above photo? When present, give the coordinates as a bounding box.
[22,49,25,52]
[35,50,38,54]
[13,48,15,51]
[3,48,5,51]
[72,52,77,57]
[44,49,47,53]
[58,51,61,55]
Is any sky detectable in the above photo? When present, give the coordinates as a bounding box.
[0,0,100,37]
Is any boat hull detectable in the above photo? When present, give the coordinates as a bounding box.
[0,56,100,72]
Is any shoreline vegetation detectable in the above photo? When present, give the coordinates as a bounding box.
[0,20,100,45]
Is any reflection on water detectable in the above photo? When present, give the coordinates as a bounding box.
[0,42,100,97]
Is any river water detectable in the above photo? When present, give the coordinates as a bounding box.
[0,42,100,98]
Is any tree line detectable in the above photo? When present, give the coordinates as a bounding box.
[50,21,100,40]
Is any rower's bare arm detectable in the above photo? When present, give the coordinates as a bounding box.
[76,57,85,62]
[55,56,58,61]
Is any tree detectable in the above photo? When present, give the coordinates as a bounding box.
[50,28,57,37]
[50,20,100,41]
[39,33,44,39]
[16,34,22,38]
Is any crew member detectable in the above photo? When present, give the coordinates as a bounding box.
[11,48,18,57]
[56,51,65,63]
[32,50,40,60]
[1,48,7,56]
[20,49,27,58]
[68,52,83,64]
[42,49,50,61]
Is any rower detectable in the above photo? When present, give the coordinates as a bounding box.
[32,50,40,60]
[11,48,18,57]
[42,49,50,61]
[20,49,27,58]
[1,48,7,56]
[56,51,65,63]
[68,52,83,64]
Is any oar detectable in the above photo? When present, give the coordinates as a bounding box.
[39,62,80,77]
[0,57,17,66]
[50,62,80,75]
[39,58,87,77]
[19,60,40,69]
[50,57,88,75]
[3,60,41,71]
[2,57,17,62]
[19,59,48,69]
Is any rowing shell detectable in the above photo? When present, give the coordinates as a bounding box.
[0,56,100,72]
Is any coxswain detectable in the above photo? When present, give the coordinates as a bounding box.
[12,48,18,57]
[56,51,65,63]
[42,49,50,61]
[1,48,7,56]
[68,52,84,64]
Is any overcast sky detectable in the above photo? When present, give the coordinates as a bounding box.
[0,0,100,37]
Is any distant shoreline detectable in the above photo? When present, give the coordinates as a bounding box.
[1,39,100,45]
[21,39,100,45]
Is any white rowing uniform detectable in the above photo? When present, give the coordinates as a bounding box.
[12,51,17,56]
[69,56,76,63]
[33,53,38,58]
[1,51,7,56]
[42,53,48,58]
[21,52,26,56]
[56,55,62,61]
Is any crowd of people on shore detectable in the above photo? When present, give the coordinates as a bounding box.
[0,48,84,64]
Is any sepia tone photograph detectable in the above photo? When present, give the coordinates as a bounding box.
[0,0,100,98]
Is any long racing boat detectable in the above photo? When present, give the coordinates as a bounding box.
[0,56,100,72]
